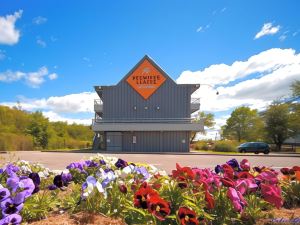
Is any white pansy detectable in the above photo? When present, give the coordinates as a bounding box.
[96,181,104,193]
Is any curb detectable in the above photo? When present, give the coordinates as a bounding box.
[39,150,300,158]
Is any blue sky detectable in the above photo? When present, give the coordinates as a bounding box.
[0,1,300,138]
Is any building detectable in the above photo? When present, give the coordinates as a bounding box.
[92,55,204,152]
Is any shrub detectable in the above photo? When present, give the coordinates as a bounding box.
[214,140,239,152]
[0,132,33,151]
[194,141,210,150]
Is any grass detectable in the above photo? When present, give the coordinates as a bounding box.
[191,149,240,154]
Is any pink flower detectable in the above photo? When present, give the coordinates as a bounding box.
[255,170,278,185]
[260,183,283,209]
[227,187,247,212]
[235,178,258,195]
[240,159,250,171]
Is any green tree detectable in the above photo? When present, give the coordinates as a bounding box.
[222,106,264,142]
[291,80,300,97]
[264,103,291,151]
[26,112,50,149]
[191,112,215,142]
[289,80,300,138]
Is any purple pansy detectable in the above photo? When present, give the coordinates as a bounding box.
[66,162,87,171]
[115,159,128,169]
[4,164,19,177]
[1,198,24,216]
[52,173,72,189]
[0,188,10,202]
[99,159,106,165]
[6,177,35,199]
[29,173,41,194]
[0,213,22,225]
[226,159,241,171]
[214,165,222,174]
[85,160,99,168]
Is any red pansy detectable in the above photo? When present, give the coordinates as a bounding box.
[178,207,199,225]
[148,196,171,221]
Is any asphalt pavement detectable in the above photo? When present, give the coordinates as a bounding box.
[1,151,299,173]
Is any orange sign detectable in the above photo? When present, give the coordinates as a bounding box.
[126,59,166,100]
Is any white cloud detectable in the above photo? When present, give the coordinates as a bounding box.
[1,92,97,125]
[26,67,48,87]
[42,111,92,125]
[32,16,47,25]
[254,22,280,39]
[0,66,58,88]
[1,92,98,114]
[0,10,23,45]
[48,73,58,80]
[177,48,300,113]
[37,37,46,47]
[0,70,25,82]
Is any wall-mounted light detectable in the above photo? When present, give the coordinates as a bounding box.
[156,106,160,110]
[144,106,148,110]
[133,106,137,110]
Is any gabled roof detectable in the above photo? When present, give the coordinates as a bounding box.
[117,55,176,85]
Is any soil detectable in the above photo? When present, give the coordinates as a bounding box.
[28,212,126,225]
[256,208,300,225]
[26,208,300,225]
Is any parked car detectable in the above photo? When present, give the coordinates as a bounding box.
[237,142,270,154]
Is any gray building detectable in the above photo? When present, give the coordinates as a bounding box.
[92,55,203,152]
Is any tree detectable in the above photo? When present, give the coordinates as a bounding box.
[289,80,300,138]
[222,106,264,142]
[191,112,215,142]
[26,112,50,149]
[291,80,300,97]
[264,103,291,151]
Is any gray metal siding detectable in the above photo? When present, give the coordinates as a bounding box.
[103,79,192,120]
[122,131,189,152]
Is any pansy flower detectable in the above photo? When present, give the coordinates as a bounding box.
[0,213,22,225]
[147,196,170,221]
[172,163,195,180]
[29,173,41,194]
[1,196,24,216]
[221,164,234,179]
[6,177,35,199]
[52,173,72,189]
[115,159,128,169]
[204,190,215,209]
[220,177,235,187]
[0,188,10,202]
[226,159,241,171]
[177,207,199,225]
[240,159,250,171]
[227,187,247,212]
[134,185,158,209]
[260,183,282,209]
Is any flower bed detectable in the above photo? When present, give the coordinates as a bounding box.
[0,155,299,225]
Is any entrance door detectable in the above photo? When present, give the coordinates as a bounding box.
[106,132,122,151]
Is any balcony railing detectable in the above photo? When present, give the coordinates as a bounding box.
[191,98,200,104]
[92,117,198,124]
[94,99,103,114]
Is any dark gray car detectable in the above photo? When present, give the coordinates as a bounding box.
[237,142,270,154]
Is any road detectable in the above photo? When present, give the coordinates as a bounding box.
[1,151,299,173]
